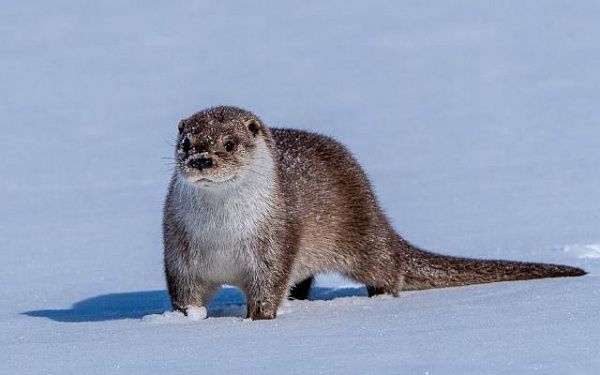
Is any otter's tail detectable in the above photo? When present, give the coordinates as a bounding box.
[401,246,586,291]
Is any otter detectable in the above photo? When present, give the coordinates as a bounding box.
[163,106,585,320]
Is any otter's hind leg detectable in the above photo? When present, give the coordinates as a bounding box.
[289,276,314,300]
[366,285,385,297]
[343,250,404,298]
[291,276,384,298]
[289,277,386,299]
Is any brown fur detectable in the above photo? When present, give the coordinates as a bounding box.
[163,106,586,320]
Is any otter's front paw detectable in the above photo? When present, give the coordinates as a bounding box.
[184,305,208,320]
[173,305,208,320]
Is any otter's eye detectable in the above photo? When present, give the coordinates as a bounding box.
[181,137,191,152]
[224,141,235,152]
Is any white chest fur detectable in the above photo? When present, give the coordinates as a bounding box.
[173,140,275,285]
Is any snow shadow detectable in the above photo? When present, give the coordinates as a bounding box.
[22,286,368,322]
[23,290,171,323]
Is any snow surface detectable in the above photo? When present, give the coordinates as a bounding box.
[2,1,600,374]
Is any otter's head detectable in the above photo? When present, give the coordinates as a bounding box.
[175,106,270,189]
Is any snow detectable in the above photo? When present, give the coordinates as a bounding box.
[143,306,207,324]
[1,1,600,374]
[563,244,600,259]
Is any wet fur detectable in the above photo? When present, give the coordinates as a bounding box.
[163,106,586,320]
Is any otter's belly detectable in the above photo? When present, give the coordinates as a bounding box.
[189,238,254,285]
[183,208,259,285]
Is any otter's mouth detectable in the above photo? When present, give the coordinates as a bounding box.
[194,174,238,186]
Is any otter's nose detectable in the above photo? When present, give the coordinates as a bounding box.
[189,157,213,170]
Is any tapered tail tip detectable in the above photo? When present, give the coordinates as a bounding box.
[570,267,587,277]
[561,265,587,277]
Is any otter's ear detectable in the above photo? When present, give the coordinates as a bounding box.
[178,120,186,134]
[245,120,261,137]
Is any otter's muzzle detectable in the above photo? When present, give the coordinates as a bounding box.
[189,157,213,170]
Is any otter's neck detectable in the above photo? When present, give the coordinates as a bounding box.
[174,138,278,238]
